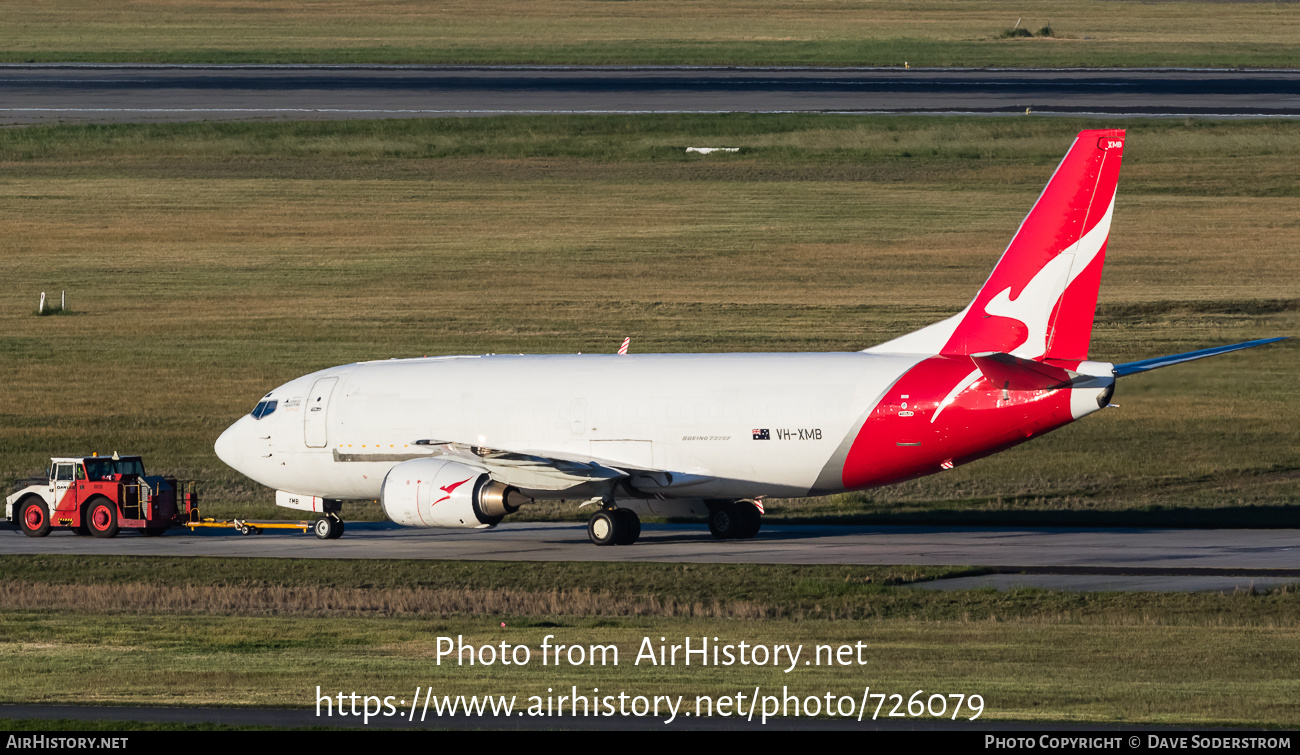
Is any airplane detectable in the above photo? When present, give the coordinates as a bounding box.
[214,128,1286,545]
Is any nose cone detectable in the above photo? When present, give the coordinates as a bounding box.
[214,417,247,472]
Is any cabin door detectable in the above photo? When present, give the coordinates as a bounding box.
[304,377,338,448]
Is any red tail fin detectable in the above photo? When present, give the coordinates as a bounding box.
[944,129,1125,359]
[868,130,1125,360]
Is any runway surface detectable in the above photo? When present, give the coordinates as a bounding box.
[2,65,1300,123]
[2,521,1296,591]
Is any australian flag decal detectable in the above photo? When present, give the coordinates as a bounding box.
[752,429,770,440]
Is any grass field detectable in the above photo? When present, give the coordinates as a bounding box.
[3,0,1300,68]
[1,115,1295,524]
[0,556,1295,726]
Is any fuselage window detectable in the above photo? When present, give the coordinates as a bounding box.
[251,400,278,420]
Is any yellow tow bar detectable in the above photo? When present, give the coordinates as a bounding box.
[185,517,312,536]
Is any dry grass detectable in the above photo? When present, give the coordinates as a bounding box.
[0,556,1295,725]
[0,580,774,619]
[1,611,1296,725]
[3,579,1297,623]
[3,0,1300,66]
[0,556,1296,624]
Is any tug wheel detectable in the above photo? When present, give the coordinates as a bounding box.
[19,498,51,538]
[87,498,120,539]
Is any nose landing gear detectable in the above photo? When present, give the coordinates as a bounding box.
[313,514,345,540]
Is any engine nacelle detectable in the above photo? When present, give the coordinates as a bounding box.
[380,457,529,529]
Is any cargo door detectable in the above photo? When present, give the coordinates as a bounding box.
[304,377,338,448]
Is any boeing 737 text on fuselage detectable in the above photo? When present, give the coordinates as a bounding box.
[214,130,1285,545]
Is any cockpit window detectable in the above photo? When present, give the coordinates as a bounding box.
[251,400,278,420]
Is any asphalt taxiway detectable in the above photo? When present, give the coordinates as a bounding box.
[3,65,1300,123]
[2,521,1295,592]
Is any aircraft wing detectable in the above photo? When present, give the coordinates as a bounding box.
[413,440,628,492]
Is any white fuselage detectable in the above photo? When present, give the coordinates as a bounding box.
[214,351,926,502]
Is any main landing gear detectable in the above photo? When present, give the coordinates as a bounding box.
[313,513,345,540]
[584,501,762,546]
[708,500,762,540]
[587,508,640,546]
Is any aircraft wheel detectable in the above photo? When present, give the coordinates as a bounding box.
[87,498,120,539]
[19,498,51,538]
[708,502,739,539]
[314,516,344,540]
[587,510,619,546]
[614,509,641,545]
[733,502,762,539]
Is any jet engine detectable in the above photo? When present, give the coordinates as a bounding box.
[380,457,531,529]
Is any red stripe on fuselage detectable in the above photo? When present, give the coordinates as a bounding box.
[841,355,1078,490]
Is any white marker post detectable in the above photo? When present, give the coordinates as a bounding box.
[39,292,45,314]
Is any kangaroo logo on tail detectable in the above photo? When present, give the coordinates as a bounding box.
[868,129,1125,362]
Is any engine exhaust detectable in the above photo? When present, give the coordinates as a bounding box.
[479,481,533,518]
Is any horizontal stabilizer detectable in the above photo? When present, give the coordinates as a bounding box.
[1113,337,1289,377]
[971,352,1076,390]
